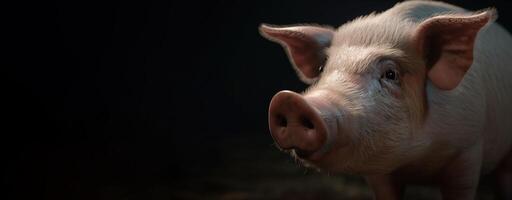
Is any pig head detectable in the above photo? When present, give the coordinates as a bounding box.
[261,10,495,173]
[260,1,512,199]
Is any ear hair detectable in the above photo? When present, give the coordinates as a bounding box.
[259,24,334,84]
[412,9,496,90]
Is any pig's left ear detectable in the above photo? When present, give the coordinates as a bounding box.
[259,24,334,84]
[413,9,496,90]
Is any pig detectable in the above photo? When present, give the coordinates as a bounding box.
[259,1,512,199]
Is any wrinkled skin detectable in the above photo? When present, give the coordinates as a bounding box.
[261,1,512,199]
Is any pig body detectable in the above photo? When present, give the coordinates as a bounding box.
[399,2,512,198]
[400,0,512,176]
[374,0,512,181]
[261,1,512,199]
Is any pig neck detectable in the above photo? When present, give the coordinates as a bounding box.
[392,77,486,180]
[411,23,512,176]
[407,62,512,178]
[423,77,486,150]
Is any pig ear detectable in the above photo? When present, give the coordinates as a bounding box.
[413,10,496,90]
[259,24,334,84]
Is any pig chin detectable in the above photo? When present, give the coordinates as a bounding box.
[326,124,419,175]
[301,130,412,176]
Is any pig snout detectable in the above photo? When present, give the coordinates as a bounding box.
[268,90,337,159]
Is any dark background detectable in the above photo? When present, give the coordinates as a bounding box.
[6,0,512,199]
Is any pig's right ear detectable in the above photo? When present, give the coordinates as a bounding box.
[259,24,334,84]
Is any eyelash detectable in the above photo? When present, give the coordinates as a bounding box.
[382,69,399,83]
[379,60,401,86]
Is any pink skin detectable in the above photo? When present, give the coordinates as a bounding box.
[268,91,330,160]
[261,1,512,199]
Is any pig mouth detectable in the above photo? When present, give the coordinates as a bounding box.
[293,149,314,158]
[286,144,330,162]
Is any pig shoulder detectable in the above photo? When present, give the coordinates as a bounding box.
[390,0,512,175]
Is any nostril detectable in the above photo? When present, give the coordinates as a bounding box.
[301,116,315,129]
[277,114,287,127]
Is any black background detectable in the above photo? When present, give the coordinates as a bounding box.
[6,0,512,199]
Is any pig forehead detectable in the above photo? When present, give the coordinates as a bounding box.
[325,46,405,74]
[325,14,417,74]
[331,13,415,47]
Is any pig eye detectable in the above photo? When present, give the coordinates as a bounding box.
[384,69,398,81]
[379,60,400,85]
